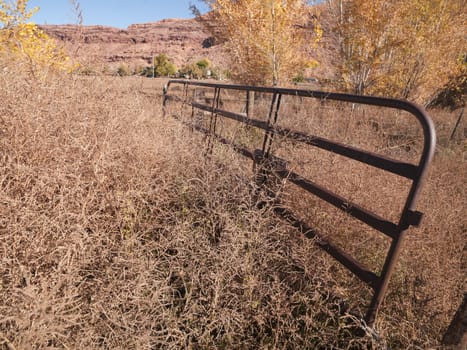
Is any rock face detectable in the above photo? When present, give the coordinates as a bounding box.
[39,8,333,81]
[39,18,224,71]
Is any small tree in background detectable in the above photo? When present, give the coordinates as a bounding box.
[179,62,203,79]
[154,53,177,77]
[193,0,322,86]
[141,54,177,77]
[196,58,212,77]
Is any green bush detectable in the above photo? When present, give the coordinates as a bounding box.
[179,63,203,79]
[154,54,177,77]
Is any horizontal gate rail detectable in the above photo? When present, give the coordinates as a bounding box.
[171,96,420,180]
[162,79,436,327]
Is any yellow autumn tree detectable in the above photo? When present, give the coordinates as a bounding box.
[390,0,466,102]
[194,0,322,86]
[329,0,399,95]
[328,0,466,103]
[0,0,75,76]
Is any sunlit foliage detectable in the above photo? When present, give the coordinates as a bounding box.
[0,0,75,76]
[194,0,322,86]
[328,0,466,103]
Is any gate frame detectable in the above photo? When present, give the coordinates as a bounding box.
[162,79,436,327]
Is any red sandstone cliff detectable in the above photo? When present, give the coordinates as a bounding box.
[39,18,224,72]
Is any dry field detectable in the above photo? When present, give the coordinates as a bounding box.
[0,71,465,349]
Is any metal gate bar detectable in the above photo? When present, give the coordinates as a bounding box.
[162,79,436,326]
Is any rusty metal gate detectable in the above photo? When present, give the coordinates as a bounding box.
[162,79,436,327]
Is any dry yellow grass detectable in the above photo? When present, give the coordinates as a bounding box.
[0,69,465,349]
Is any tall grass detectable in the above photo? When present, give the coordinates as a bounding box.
[0,69,465,349]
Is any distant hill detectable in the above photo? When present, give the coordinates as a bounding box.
[39,18,226,73]
[40,7,335,81]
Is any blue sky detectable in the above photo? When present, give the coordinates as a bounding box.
[29,0,210,28]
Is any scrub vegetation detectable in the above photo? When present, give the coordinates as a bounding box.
[0,0,465,348]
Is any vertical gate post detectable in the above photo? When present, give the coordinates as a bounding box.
[206,87,221,156]
[253,150,287,206]
[365,231,407,326]
[246,90,250,118]
[162,83,169,117]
